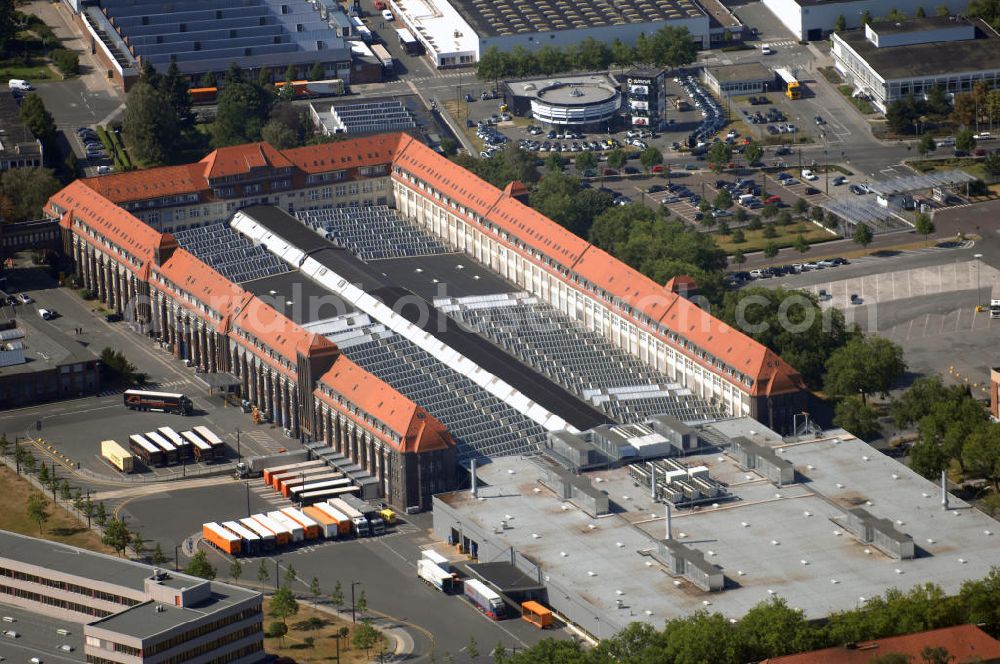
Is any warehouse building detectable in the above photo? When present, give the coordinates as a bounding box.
[832,17,1000,113]
[433,418,1000,638]
[388,0,710,67]
[762,0,966,41]
[0,530,264,663]
[75,0,353,89]
[702,62,772,96]
[504,74,621,130]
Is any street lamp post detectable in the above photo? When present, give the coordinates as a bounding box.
[975,253,984,308]
[245,480,251,518]
[236,428,241,466]
[275,559,283,591]
[351,581,362,623]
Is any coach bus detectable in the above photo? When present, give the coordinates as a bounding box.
[123,390,193,415]
[775,68,801,100]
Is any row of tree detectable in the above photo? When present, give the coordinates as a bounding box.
[476,27,698,82]
[491,569,1000,664]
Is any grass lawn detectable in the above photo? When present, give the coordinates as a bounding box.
[908,156,988,180]
[0,57,52,80]
[837,85,876,115]
[263,599,388,663]
[0,466,113,554]
[714,221,834,254]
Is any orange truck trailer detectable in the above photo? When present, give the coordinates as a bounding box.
[203,522,241,555]
[521,601,553,629]
[302,505,340,538]
[265,460,325,488]
[250,513,291,546]
[280,507,321,540]
[312,501,353,536]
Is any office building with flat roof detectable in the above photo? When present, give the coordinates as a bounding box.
[0,529,264,663]
[832,17,1000,113]
[702,62,772,96]
[0,94,43,172]
[763,0,967,41]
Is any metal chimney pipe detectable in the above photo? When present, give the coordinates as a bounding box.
[941,469,948,510]
[665,503,672,540]
[471,459,478,498]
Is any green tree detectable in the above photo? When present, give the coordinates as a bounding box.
[835,14,847,31]
[283,563,297,588]
[744,141,763,165]
[916,5,927,16]
[309,576,322,600]
[102,518,131,556]
[611,38,634,67]
[331,580,345,610]
[52,49,80,76]
[229,559,243,585]
[732,249,746,264]
[824,335,906,401]
[151,542,168,566]
[0,434,8,458]
[853,223,874,248]
[267,620,288,646]
[270,586,300,625]
[886,96,921,134]
[0,0,16,56]
[161,60,194,130]
[761,204,779,219]
[185,550,217,579]
[257,560,270,585]
[544,152,566,173]
[575,37,612,70]
[958,568,1000,633]
[983,151,1000,177]
[26,493,49,534]
[763,242,779,258]
[309,61,325,81]
[793,198,809,215]
[736,597,817,661]
[714,189,732,209]
[575,150,597,175]
[535,45,564,74]
[355,589,368,617]
[19,93,57,145]
[650,25,698,68]
[777,210,793,226]
[663,611,740,664]
[492,642,508,664]
[131,529,146,556]
[640,146,664,173]
[762,224,778,238]
[95,501,107,527]
[962,423,1000,490]
[914,213,935,244]
[352,619,380,653]
[476,47,507,82]
[38,463,50,488]
[731,229,746,244]
[917,134,936,156]
[201,71,218,88]
[211,65,273,147]
[261,118,299,149]
[607,148,627,171]
[707,141,733,173]
[885,7,907,20]
[793,234,810,253]
[956,127,977,152]
[935,3,949,14]
[719,287,851,388]
[468,635,480,659]
[861,9,873,24]
[59,480,71,502]
[834,395,882,440]
[122,80,178,166]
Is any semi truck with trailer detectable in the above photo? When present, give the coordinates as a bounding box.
[418,559,459,593]
[100,440,134,473]
[339,494,386,534]
[203,522,241,555]
[991,298,1000,319]
[300,485,358,505]
[328,497,371,536]
[264,460,325,487]
[276,467,340,495]
[123,389,193,415]
[464,579,505,619]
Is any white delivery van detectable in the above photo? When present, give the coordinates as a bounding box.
[8,79,32,91]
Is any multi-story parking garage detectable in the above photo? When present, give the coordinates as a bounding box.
[45,133,805,509]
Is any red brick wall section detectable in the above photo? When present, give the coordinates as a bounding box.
[72,11,125,90]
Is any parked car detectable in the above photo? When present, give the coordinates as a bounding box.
[17,293,32,304]
[764,195,782,204]
[381,8,394,20]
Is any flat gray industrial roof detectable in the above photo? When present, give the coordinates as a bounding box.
[369,253,518,302]
[0,312,99,376]
[705,62,772,84]
[89,586,255,640]
[837,20,1000,80]
[450,0,704,38]
[507,75,619,106]
[241,269,356,325]
[437,418,1000,623]
[870,16,962,35]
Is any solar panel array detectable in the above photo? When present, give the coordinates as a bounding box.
[335,322,546,462]
[328,100,416,135]
[296,206,449,260]
[173,222,289,283]
[438,293,723,424]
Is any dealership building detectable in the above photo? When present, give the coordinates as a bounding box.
[0,530,263,663]
[505,74,621,129]
[832,17,1000,113]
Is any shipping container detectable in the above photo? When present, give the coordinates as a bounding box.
[278,469,341,496]
[145,431,179,465]
[192,426,226,459]
[312,502,353,536]
[222,520,261,556]
[521,601,553,629]
[264,460,325,487]
[128,434,165,467]
[251,513,291,546]
[302,506,339,538]
[280,507,321,540]
[181,430,214,461]
[158,427,192,459]
[268,511,305,543]
[464,579,505,619]
[239,517,276,551]
[299,485,359,506]
[100,440,134,473]
[203,522,241,555]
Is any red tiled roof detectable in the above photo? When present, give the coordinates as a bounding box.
[153,248,248,326]
[80,164,208,204]
[232,296,315,368]
[200,142,294,180]
[47,181,173,271]
[283,134,405,174]
[317,357,453,453]
[762,625,1000,664]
